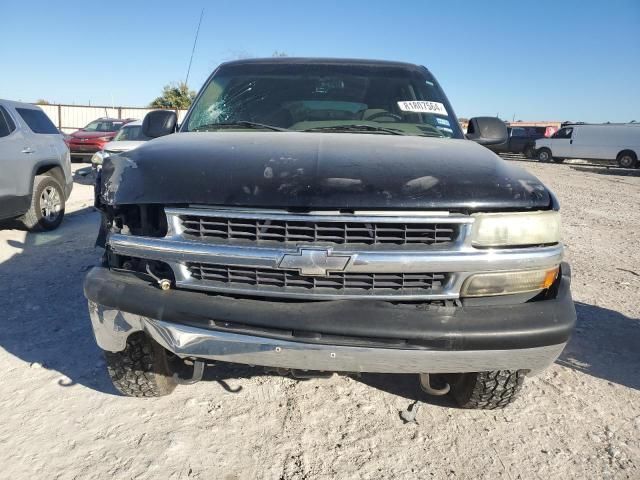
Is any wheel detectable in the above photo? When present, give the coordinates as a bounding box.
[553,157,565,164]
[537,148,552,163]
[523,145,534,159]
[447,370,526,409]
[20,175,65,231]
[617,150,637,168]
[104,333,178,397]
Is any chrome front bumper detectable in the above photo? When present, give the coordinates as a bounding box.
[88,301,566,375]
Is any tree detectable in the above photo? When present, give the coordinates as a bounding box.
[35,99,50,105]
[149,82,196,109]
[272,51,288,57]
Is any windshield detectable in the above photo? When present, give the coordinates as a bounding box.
[113,125,149,141]
[184,62,462,138]
[83,120,125,132]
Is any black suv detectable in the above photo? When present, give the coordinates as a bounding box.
[85,58,575,409]
[488,126,548,158]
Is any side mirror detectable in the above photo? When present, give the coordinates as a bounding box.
[466,117,508,146]
[142,110,177,138]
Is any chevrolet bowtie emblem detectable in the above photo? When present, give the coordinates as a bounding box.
[278,248,352,276]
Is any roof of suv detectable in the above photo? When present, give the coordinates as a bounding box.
[0,99,44,110]
[219,57,425,70]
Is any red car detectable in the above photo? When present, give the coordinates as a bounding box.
[67,118,135,161]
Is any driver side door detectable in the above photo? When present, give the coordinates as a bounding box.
[550,127,574,158]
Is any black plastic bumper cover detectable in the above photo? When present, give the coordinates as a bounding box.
[84,264,575,351]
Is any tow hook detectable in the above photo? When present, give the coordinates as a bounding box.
[173,359,205,385]
[419,373,450,396]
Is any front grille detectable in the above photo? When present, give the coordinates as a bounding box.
[179,215,457,246]
[186,262,446,294]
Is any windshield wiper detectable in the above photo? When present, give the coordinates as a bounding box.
[301,124,407,136]
[191,121,289,132]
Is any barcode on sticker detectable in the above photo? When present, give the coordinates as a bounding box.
[398,101,448,115]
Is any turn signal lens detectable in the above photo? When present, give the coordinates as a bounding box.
[461,266,559,298]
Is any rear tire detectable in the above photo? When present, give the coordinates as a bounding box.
[617,150,637,168]
[104,333,178,397]
[448,370,526,409]
[20,175,65,231]
[537,148,552,163]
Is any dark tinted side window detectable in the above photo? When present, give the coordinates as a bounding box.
[16,108,59,134]
[554,127,573,139]
[0,106,16,137]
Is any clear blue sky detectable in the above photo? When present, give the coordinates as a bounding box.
[1,0,638,122]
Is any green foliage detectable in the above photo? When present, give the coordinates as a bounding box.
[35,99,50,105]
[149,82,196,109]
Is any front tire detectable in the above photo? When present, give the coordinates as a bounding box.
[617,150,637,168]
[537,148,552,163]
[448,370,526,409]
[20,175,65,231]
[104,333,178,397]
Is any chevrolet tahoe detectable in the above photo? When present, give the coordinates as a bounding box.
[84,58,576,409]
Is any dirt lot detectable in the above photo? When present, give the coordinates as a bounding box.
[0,160,638,480]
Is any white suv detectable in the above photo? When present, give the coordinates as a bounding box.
[0,100,73,231]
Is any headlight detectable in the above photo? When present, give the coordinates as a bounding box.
[461,266,559,297]
[471,211,560,247]
[91,151,105,166]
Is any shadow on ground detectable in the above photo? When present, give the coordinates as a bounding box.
[0,206,116,394]
[569,165,640,177]
[557,302,640,390]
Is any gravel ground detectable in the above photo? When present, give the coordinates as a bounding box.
[0,160,638,480]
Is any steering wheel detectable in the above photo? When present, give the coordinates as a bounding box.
[366,111,403,122]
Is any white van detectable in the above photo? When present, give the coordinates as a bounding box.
[534,123,640,168]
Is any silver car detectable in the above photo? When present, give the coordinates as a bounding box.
[0,99,72,230]
[91,119,150,170]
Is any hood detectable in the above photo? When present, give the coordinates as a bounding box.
[71,130,114,139]
[100,132,552,211]
[103,140,147,152]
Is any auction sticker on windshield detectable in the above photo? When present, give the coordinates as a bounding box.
[397,101,448,115]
